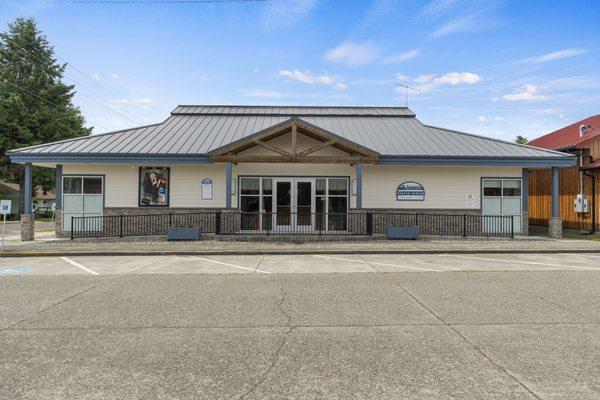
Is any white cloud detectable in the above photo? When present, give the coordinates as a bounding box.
[253,68,260,73]
[280,70,333,85]
[435,72,481,85]
[242,90,284,98]
[394,73,409,82]
[383,49,420,63]
[494,116,506,122]
[429,1,504,38]
[501,84,549,102]
[519,48,587,64]
[109,73,119,80]
[414,75,435,84]
[108,98,158,111]
[262,0,318,29]
[279,69,346,89]
[324,41,379,67]
[477,116,487,122]
[92,72,101,81]
[408,72,482,93]
[191,70,208,80]
[418,0,460,17]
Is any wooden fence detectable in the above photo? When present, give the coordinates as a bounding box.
[529,167,599,231]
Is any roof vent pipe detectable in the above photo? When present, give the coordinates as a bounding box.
[580,124,587,138]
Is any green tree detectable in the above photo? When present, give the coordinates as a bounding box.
[0,17,91,213]
[514,135,528,145]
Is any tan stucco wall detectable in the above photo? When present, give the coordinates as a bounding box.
[62,163,522,210]
[62,164,225,208]
[362,165,522,209]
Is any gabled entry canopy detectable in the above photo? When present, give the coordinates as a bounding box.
[210,117,379,164]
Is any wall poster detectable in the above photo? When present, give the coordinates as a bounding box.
[139,167,169,206]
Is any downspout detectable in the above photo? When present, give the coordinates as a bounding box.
[581,170,596,235]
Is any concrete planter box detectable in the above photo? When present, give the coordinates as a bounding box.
[167,227,202,241]
[386,226,419,240]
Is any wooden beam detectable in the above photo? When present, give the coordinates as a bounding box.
[297,139,339,157]
[291,123,298,157]
[253,139,291,157]
[211,154,378,164]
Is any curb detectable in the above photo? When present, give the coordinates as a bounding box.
[1,248,600,257]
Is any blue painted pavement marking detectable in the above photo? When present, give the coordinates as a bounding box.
[0,267,30,275]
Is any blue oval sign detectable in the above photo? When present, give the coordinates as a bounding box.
[396,181,425,201]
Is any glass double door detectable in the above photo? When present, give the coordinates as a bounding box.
[273,178,314,232]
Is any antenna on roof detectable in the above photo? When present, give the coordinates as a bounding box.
[394,84,421,107]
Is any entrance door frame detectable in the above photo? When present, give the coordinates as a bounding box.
[272,177,316,232]
[237,175,349,233]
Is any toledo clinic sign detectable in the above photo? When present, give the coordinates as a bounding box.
[396,181,425,201]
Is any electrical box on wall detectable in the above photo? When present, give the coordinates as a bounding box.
[574,194,589,213]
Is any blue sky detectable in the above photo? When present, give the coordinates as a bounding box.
[1,0,599,141]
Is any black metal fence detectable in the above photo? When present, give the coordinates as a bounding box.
[70,211,515,239]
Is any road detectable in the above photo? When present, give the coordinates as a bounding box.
[1,252,599,399]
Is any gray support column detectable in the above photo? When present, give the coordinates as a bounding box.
[24,162,32,214]
[225,162,232,209]
[55,164,63,209]
[551,167,559,218]
[21,162,35,241]
[355,163,363,209]
[549,166,562,238]
[521,168,529,236]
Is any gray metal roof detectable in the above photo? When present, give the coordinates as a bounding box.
[10,105,571,160]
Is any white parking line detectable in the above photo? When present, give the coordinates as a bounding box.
[315,255,439,272]
[190,256,271,274]
[60,257,100,275]
[442,254,600,271]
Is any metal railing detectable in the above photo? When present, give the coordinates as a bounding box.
[70,212,216,239]
[70,211,515,239]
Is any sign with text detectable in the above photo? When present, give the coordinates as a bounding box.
[201,178,213,200]
[0,200,11,215]
[396,182,425,201]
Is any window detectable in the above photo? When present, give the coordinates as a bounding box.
[64,177,83,194]
[83,177,103,194]
[139,167,169,207]
[482,178,522,234]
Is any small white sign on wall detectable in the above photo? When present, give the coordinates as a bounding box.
[465,193,476,208]
[201,178,213,200]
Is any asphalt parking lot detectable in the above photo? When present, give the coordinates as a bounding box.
[1,252,600,399]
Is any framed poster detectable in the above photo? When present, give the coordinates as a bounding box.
[201,178,213,200]
[396,181,425,201]
[139,167,170,206]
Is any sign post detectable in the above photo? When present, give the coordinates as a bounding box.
[0,199,11,252]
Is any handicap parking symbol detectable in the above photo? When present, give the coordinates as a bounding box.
[0,267,30,275]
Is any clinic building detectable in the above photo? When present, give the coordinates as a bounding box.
[8,105,575,239]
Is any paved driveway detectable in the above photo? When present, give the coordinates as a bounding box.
[1,253,599,399]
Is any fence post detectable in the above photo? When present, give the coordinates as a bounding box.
[463,214,467,237]
[366,212,373,236]
[215,211,221,235]
[511,216,514,238]
[119,215,124,238]
[70,216,74,240]
[168,212,172,228]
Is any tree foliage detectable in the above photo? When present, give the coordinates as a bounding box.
[514,135,528,145]
[0,17,91,210]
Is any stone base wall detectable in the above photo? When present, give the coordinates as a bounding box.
[548,217,562,238]
[20,214,35,241]
[521,211,529,236]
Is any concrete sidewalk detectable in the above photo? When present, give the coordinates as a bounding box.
[2,234,600,256]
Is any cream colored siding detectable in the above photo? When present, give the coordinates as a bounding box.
[362,165,522,209]
[63,164,225,208]
[232,163,356,208]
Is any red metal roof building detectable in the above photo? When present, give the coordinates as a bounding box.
[529,114,600,153]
